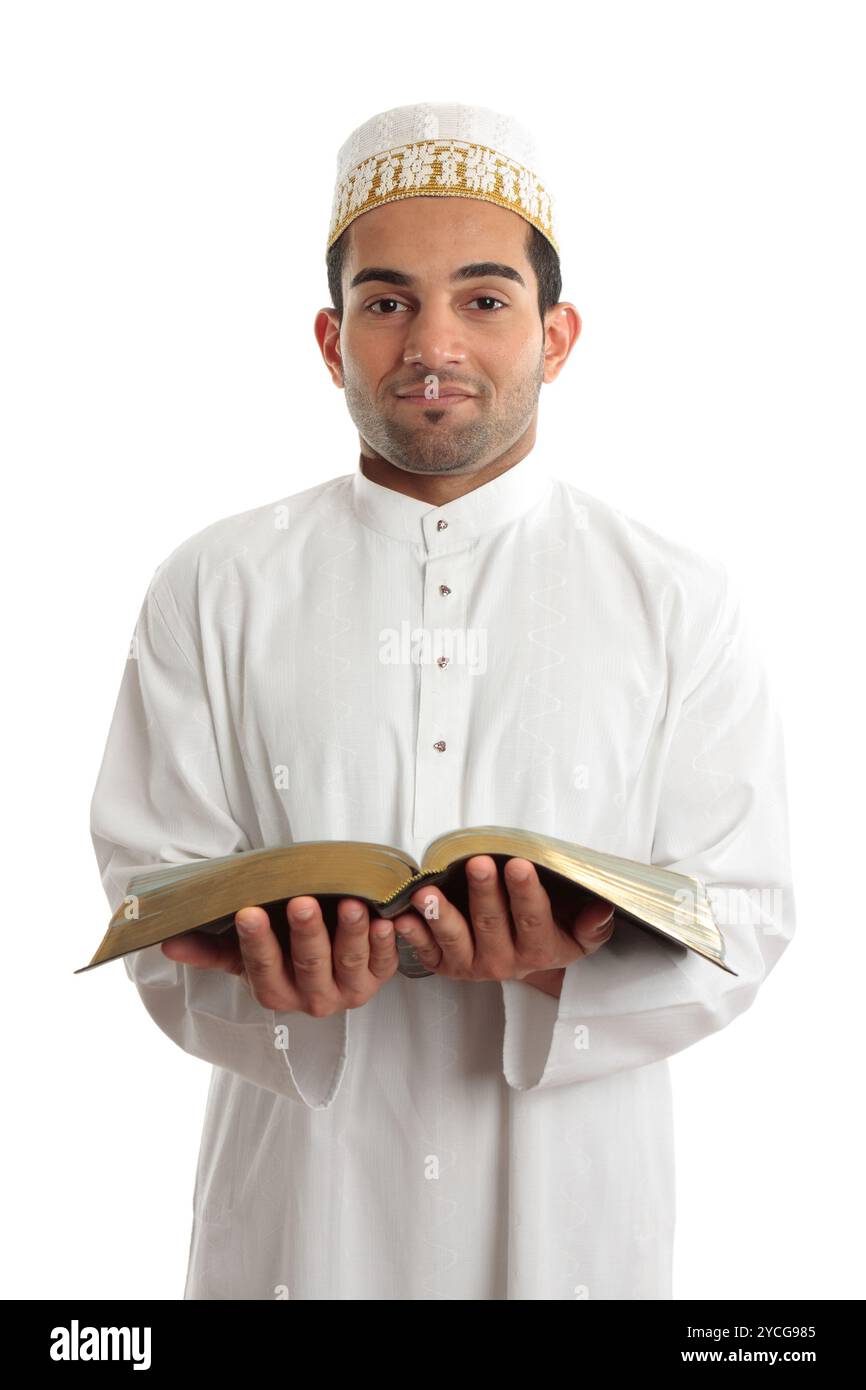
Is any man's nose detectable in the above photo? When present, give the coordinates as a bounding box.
[402,308,468,370]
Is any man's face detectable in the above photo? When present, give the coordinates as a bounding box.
[337,198,547,476]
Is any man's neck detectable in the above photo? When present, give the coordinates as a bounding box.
[359,438,537,507]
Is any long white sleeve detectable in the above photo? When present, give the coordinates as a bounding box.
[89,567,349,1108]
[501,566,796,1090]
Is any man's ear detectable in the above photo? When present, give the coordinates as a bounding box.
[314,307,345,388]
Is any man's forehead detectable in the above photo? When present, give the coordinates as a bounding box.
[345,198,532,278]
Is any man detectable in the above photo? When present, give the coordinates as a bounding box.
[90,102,795,1300]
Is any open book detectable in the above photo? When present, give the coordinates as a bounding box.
[80,825,736,980]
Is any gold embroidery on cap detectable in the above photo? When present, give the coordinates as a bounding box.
[328,139,558,253]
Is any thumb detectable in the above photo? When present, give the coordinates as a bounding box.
[571,901,616,954]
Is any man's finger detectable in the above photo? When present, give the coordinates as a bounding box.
[367,915,400,980]
[161,927,242,972]
[235,904,301,1008]
[286,896,338,1012]
[570,901,617,956]
[503,858,559,966]
[396,896,443,970]
[409,886,474,972]
[331,898,373,996]
[464,855,514,974]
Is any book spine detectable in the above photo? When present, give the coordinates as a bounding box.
[377,866,448,913]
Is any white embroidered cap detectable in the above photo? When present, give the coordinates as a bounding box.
[327,102,559,255]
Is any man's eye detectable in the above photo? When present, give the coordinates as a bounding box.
[366,296,507,314]
[367,299,409,315]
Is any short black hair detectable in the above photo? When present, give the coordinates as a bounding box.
[325,218,562,325]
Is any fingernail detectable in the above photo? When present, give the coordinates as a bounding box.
[291,904,315,920]
[236,916,258,934]
[592,911,615,934]
[342,902,363,921]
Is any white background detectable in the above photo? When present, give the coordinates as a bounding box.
[2,0,862,1299]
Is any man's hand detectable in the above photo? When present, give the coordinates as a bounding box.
[378,855,616,985]
[161,897,399,1016]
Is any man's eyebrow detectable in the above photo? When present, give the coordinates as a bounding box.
[348,262,526,290]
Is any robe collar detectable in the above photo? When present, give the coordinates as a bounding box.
[350,440,554,544]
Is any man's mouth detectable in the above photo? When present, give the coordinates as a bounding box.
[395,391,476,406]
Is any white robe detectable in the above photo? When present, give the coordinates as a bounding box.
[89,442,795,1299]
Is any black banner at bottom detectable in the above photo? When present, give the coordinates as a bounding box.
[1,1297,860,1371]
